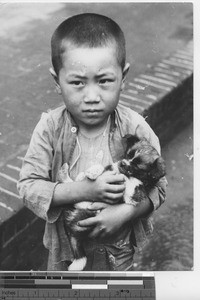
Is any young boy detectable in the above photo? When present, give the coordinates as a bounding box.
[17,13,167,271]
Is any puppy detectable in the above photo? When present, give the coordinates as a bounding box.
[58,134,166,270]
[110,134,166,205]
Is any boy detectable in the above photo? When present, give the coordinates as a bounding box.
[18,13,167,271]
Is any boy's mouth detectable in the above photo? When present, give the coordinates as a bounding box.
[83,109,103,116]
[83,109,102,112]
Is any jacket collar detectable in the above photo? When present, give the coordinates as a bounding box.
[65,106,125,137]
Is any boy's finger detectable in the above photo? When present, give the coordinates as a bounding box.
[105,191,124,202]
[107,174,126,183]
[104,170,117,175]
[77,216,97,227]
[87,202,109,211]
[88,226,105,239]
[106,183,125,193]
[88,228,100,239]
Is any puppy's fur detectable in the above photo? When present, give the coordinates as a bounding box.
[58,134,166,271]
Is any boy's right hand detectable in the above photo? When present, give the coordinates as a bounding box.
[83,170,126,204]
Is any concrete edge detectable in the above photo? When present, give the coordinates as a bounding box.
[0,40,193,270]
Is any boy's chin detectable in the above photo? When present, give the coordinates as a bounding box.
[81,116,110,128]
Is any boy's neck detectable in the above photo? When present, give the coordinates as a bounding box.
[77,116,111,138]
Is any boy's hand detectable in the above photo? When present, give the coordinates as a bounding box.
[83,171,126,205]
[78,203,136,239]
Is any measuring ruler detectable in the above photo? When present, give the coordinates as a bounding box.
[0,272,156,299]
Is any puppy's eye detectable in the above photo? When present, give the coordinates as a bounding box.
[126,149,135,159]
[130,157,142,168]
[134,157,142,164]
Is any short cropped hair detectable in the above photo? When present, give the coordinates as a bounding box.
[51,13,126,75]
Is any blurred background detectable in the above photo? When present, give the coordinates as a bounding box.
[0,2,193,271]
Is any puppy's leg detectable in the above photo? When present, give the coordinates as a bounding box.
[68,236,87,271]
[85,164,104,180]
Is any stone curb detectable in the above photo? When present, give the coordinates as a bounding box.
[0,41,193,270]
[120,40,193,144]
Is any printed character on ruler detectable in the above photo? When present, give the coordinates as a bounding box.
[18,13,167,271]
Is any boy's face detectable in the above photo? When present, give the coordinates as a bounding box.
[52,42,129,131]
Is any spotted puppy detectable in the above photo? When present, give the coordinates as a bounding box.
[59,134,166,271]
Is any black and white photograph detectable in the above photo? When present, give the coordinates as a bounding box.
[0,0,195,287]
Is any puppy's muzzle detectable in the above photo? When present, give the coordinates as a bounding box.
[118,159,131,174]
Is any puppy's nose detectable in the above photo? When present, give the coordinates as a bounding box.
[121,159,128,167]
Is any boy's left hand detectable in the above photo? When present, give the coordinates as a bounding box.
[77,203,136,239]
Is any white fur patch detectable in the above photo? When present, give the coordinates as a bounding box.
[58,163,73,183]
[68,257,87,271]
[123,177,142,205]
[75,172,86,181]
[85,164,104,180]
[111,162,120,174]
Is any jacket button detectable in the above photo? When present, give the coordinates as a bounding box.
[71,127,77,133]
[98,248,105,254]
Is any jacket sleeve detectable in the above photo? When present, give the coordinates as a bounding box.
[17,112,62,223]
[148,176,168,210]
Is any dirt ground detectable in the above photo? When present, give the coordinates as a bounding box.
[134,123,193,271]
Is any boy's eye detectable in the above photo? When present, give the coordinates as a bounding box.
[70,81,84,87]
[99,79,114,85]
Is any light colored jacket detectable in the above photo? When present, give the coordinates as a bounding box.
[17,103,167,270]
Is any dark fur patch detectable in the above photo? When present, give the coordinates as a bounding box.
[120,135,166,186]
[63,208,96,238]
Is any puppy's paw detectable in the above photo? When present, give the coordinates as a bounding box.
[58,163,73,183]
[75,172,86,182]
[68,257,87,271]
[85,164,104,180]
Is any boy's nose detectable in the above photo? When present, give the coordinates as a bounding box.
[84,86,101,103]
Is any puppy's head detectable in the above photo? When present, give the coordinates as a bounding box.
[118,135,166,185]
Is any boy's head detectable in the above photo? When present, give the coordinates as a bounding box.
[51,13,126,76]
[50,13,130,131]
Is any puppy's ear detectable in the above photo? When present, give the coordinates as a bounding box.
[123,134,140,148]
[150,157,166,181]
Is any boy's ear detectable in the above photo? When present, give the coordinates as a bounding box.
[49,67,62,95]
[121,62,130,90]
